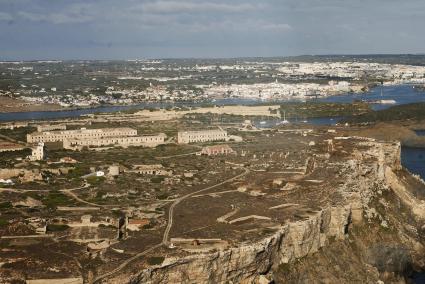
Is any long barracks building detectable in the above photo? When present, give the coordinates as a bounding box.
[177,129,228,144]
[27,128,137,143]
[63,134,166,149]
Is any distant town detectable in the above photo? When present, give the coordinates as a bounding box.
[1,57,425,112]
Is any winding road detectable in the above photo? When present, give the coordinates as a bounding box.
[92,165,249,283]
[60,183,102,207]
[162,167,249,245]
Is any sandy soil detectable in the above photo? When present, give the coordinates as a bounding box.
[0,97,63,113]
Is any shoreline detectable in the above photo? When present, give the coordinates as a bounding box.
[0,92,366,115]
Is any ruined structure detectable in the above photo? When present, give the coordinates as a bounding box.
[36,124,67,132]
[0,141,25,152]
[130,164,172,176]
[200,145,235,156]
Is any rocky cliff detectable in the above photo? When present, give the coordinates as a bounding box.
[130,206,351,284]
[112,141,424,284]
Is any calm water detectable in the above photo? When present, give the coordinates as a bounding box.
[414,130,425,136]
[401,147,425,180]
[411,271,425,284]
[0,98,276,122]
[319,84,425,110]
[1,84,425,122]
[254,116,343,128]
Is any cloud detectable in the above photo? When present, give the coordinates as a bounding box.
[0,12,13,21]
[17,3,94,24]
[2,0,425,59]
[258,23,292,32]
[139,1,259,14]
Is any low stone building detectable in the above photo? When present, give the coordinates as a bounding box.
[0,141,25,153]
[26,278,83,284]
[126,218,150,231]
[131,164,172,176]
[63,134,166,150]
[27,127,138,143]
[36,124,67,132]
[0,168,43,183]
[201,145,235,156]
[59,157,78,164]
[108,165,120,176]
[177,129,228,144]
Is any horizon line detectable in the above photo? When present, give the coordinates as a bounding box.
[1,53,425,62]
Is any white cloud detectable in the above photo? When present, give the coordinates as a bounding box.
[17,3,94,24]
[139,1,259,14]
[0,12,13,21]
[258,23,292,32]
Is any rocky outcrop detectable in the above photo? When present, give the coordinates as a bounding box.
[0,168,43,182]
[129,205,351,284]
[385,167,425,221]
[123,141,421,284]
[375,142,425,221]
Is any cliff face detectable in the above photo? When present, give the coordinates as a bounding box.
[124,141,424,284]
[130,206,351,284]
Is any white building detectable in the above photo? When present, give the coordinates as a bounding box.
[177,129,228,144]
[29,142,44,161]
[27,128,137,143]
[63,134,166,150]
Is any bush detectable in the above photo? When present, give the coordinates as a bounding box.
[147,256,165,266]
[42,192,71,209]
[157,193,169,200]
[151,176,165,184]
[142,223,154,229]
[46,224,69,232]
[0,202,12,209]
[0,218,8,227]
[68,165,89,179]
[87,176,105,186]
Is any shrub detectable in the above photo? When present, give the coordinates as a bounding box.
[0,218,8,227]
[147,256,165,266]
[0,202,12,209]
[46,224,69,232]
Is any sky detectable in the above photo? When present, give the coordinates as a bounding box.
[0,0,425,60]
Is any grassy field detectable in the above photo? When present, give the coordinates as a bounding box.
[343,103,425,124]
[280,101,371,119]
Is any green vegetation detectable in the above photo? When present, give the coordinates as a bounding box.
[157,192,169,200]
[0,126,36,142]
[142,223,154,229]
[147,256,165,266]
[86,176,105,186]
[0,148,31,168]
[280,101,371,119]
[42,192,72,209]
[0,202,13,209]
[67,165,90,179]
[151,176,165,184]
[0,218,8,227]
[46,224,69,232]
[343,103,425,124]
